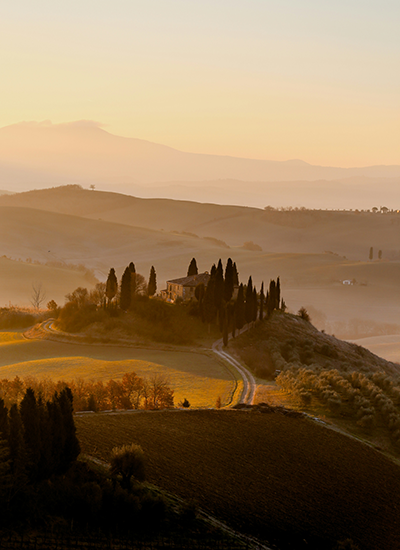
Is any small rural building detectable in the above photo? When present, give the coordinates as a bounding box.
[161,272,210,303]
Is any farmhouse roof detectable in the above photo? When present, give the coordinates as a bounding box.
[167,272,210,287]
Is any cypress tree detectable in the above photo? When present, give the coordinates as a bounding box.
[195,283,206,321]
[259,282,264,321]
[106,268,118,307]
[0,399,9,441]
[120,266,132,311]
[148,266,157,296]
[57,388,80,472]
[47,397,64,475]
[187,258,198,276]
[276,277,281,310]
[0,437,11,508]
[235,284,245,330]
[19,388,41,481]
[252,287,258,322]
[268,280,276,317]
[232,262,239,287]
[245,276,253,324]
[129,262,137,299]
[37,394,51,480]
[215,260,224,308]
[8,404,25,478]
[203,267,217,328]
[224,258,234,302]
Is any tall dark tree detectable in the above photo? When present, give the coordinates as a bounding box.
[259,282,264,321]
[276,277,281,310]
[369,247,373,260]
[252,287,258,322]
[232,262,239,287]
[187,258,198,277]
[8,404,25,479]
[129,263,137,299]
[106,268,118,307]
[235,284,245,330]
[0,437,11,506]
[195,283,206,321]
[224,258,234,302]
[203,267,217,328]
[0,399,9,441]
[19,388,41,481]
[148,266,157,297]
[215,260,224,308]
[245,276,253,324]
[57,388,80,472]
[267,279,276,317]
[120,266,132,311]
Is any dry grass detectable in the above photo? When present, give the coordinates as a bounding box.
[0,336,238,408]
[0,331,25,344]
[76,409,400,550]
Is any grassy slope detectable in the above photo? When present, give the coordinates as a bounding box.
[0,334,237,408]
[232,312,400,455]
[1,187,400,343]
[0,256,96,309]
[76,409,400,550]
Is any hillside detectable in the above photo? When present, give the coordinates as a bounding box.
[232,312,400,455]
[76,409,400,550]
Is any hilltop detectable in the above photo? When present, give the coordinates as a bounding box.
[0,186,400,350]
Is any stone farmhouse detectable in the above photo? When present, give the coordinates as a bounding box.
[161,272,210,303]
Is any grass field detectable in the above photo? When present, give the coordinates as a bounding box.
[0,333,238,408]
[76,409,400,550]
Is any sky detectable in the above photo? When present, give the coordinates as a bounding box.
[1,0,399,167]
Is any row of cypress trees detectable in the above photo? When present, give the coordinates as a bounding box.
[0,387,80,504]
[106,263,157,311]
[190,257,283,345]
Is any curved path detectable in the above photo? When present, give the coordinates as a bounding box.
[212,330,256,405]
[36,319,256,406]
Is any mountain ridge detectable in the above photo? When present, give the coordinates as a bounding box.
[1,122,399,196]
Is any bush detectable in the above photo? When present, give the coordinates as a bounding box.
[298,307,311,322]
[110,443,146,489]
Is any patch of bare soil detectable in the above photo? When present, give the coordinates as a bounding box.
[76,409,400,550]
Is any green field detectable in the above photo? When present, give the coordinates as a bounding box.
[0,332,239,408]
[76,409,400,550]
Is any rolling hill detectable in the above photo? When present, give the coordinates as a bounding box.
[1,121,399,209]
[1,186,400,353]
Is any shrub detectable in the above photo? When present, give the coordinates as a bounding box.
[298,307,311,322]
[110,443,146,489]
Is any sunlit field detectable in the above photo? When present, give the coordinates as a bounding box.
[0,334,239,408]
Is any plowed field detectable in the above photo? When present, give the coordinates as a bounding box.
[76,409,400,550]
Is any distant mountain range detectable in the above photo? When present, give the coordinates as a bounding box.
[0,121,399,208]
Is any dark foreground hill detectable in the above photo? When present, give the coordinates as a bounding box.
[76,409,400,550]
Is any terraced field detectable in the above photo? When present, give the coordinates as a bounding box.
[76,408,400,550]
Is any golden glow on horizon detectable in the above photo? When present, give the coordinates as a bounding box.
[1,1,399,167]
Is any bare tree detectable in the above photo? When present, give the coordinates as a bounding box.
[31,282,46,312]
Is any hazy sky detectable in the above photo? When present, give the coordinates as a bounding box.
[1,0,399,166]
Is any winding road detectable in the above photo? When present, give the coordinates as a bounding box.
[212,336,256,405]
[35,319,257,406]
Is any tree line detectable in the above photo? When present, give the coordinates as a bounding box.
[0,373,174,413]
[187,257,284,345]
[0,386,80,507]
